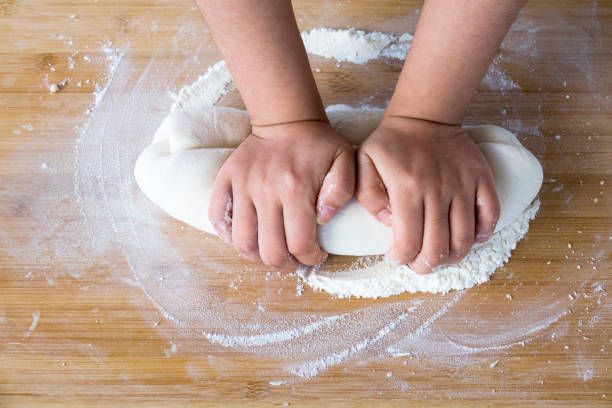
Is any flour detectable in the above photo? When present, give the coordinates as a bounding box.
[23,311,40,340]
[289,311,413,378]
[173,27,414,113]
[203,312,345,348]
[302,200,539,298]
[35,21,606,386]
[173,61,233,111]
[93,42,124,108]
[153,27,541,298]
[301,28,413,64]
[0,8,595,398]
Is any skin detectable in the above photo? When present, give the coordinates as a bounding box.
[359,0,525,273]
[197,0,524,273]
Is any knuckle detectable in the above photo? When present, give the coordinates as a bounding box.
[491,199,501,221]
[287,237,313,257]
[332,178,355,201]
[427,184,447,200]
[452,237,474,259]
[456,240,474,255]
[233,238,257,256]
[283,173,302,194]
[208,212,225,226]
[479,206,499,228]
[356,184,387,207]
[478,189,501,220]
[260,250,289,268]
[397,172,420,191]
[426,249,449,268]
[208,201,225,222]
[208,198,232,225]
[411,257,433,275]
[394,241,421,263]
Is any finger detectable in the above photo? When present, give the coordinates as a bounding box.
[385,190,423,266]
[316,148,356,225]
[284,199,328,266]
[475,177,501,243]
[356,152,392,226]
[256,201,299,271]
[208,176,233,244]
[230,193,260,262]
[448,192,475,264]
[410,197,450,275]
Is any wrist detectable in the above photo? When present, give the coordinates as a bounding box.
[385,97,465,127]
[378,115,462,138]
[247,96,327,128]
[251,114,329,128]
[383,113,462,128]
[386,61,472,125]
[251,118,333,140]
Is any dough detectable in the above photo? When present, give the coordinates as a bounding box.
[134,104,543,256]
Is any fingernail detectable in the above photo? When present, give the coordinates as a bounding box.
[385,248,401,265]
[412,259,433,275]
[377,209,393,226]
[476,231,492,242]
[241,252,259,262]
[220,232,232,244]
[317,203,337,225]
[313,241,329,259]
[317,248,329,263]
[216,223,232,244]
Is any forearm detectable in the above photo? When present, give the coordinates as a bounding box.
[387,0,525,124]
[196,0,326,125]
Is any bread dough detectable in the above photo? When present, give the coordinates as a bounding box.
[134,104,543,256]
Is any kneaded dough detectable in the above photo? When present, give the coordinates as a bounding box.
[134,104,543,256]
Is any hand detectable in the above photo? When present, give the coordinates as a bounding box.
[208,120,355,271]
[356,116,500,274]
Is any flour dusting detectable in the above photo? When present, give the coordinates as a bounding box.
[302,201,539,298]
[301,28,413,64]
[119,27,575,379]
[174,27,539,299]
[23,311,40,340]
[2,20,604,390]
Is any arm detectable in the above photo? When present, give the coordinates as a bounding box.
[358,0,524,274]
[387,0,525,123]
[196,0,355,270]
[196,0,326,125]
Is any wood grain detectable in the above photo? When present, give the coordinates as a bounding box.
[0,0,611,406]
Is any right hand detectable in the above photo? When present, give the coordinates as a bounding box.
[208,120,355,271]
[356,115,500,274]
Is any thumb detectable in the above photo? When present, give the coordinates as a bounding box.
[316,148,356,225]
[356,151,392,226]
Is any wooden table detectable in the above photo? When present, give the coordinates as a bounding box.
[1,0,610,406]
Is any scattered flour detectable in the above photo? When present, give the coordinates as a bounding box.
[23,311,40,340]
[173,61,233,111]
[20,22,602,387]
[48,77,69,93]
[175,27,538,299]
[92,42,124,108]
[301,28,413,64]
[175,27,414,113]
[122,28,566,378]
[203,312,345,347]
[301,201,539,298]
[481,63,521,92]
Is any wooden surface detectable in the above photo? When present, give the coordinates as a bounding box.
[1,0,611,406]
